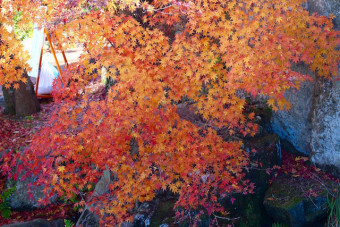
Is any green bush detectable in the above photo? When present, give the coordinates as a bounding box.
[0,185,15,219]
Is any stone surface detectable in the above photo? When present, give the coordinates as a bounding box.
[307,0,340,176]
[271,64,316,156]
[226,133,281,227]
[6,177,45,210]
[310,76,340,177]
[271,0,340,176]
[264,177,329,227]
[2,219,65,227]
[76,168,110,227]
[5,148,58,210]
[307,0,340,30]
[244,133,282,194]
[76,208,99,227]
[0,87,5,110]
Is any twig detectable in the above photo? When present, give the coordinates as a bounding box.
[213,213,240,221]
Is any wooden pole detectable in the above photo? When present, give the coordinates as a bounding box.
[61,50,69,68]
[45,29,63,82]
[35,33,45,97]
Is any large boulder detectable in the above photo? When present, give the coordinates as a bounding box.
[307,0,340,30]
[6,176,50,210]
[271,0,340,176]
[271,64,316,156]
[310,77,340,177]
[271,69,340,177]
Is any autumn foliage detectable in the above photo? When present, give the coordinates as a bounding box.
[0,9,31,88]
[1,0,339,225]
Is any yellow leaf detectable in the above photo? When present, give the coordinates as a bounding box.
[58,166,66,173]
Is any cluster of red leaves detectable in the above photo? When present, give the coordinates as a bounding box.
[270,150,339,198]
[279,150,338,181]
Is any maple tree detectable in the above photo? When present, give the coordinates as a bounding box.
[0,5,30,89]
[1,0,339,225]
[1,2,40,116]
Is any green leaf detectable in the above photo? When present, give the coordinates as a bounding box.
[64,219,74,227]
[1,208,11,219]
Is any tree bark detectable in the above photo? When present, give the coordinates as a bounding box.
[3,73,41,116]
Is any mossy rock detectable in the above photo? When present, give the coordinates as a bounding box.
[149,198,212,227]
[219,133,281,226]
[149,198,176,226]
[244,133,281,193]
[264,177,329,227]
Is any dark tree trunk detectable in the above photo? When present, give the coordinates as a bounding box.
[2,85,16,115]
[3,73,40,116]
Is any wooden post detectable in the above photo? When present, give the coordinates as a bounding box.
[45,29,63,81]
[35,33,45,97]
[61,50,69,68]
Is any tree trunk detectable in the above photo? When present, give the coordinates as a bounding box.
[3,73,41,116]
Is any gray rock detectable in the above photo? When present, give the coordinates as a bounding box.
[0,93,5,110]
[76,208,99,227]
[244,133,282,193]
[76,168,110,227]
[2,219,64,227]
[271,0,340,176]
[92,168,111,197]
[308,0,340,176]
[6,177,46,210]
[5,148,58,210]
[307,0,340,30]
[271,64,316,156]
[159,224,169,227]
[310,76,340,177]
